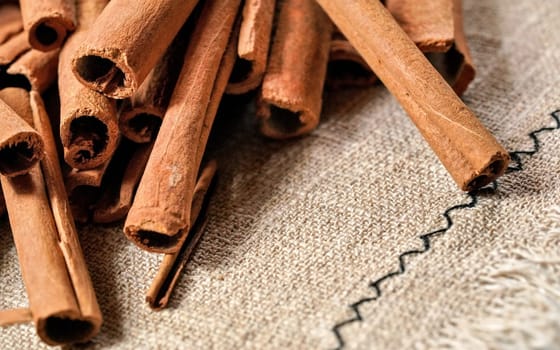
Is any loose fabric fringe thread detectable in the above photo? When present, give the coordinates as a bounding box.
[420,206,560,349]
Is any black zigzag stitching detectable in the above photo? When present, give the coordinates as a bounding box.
[330,109,560,350]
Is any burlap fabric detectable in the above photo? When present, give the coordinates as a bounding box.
[2,0,560,348]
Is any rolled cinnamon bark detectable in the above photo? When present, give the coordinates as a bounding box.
[448,0,475,96]
[59,0,119,170]
[146,160,217,310]
[71,0,200,99]
[0,308,32,326]
[93,141,153,223]
[6,48,59,92]
[19,0,76,52]
[0,32,30,67]
[0,89,44,177]
[326,30,377,89]
[315,0,509,191]
[124,0,241,253]
[0,3,22,45]
[257,0,333,139]
[226,0,275,95]
[386,0,454,53]
[0,90,101,345]
[65,160,111,223]
[118,23,191,143]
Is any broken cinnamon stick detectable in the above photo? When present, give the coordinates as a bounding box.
[226,0,275,94]
[0,3,22,45]
[386,0,454,53]
[71,0,199,99]
[315,0,509,191]
[0,32,30,67]
[146,160,217,310]
[0,89,44,177]
[59,0,119,170]
[93,140,153,223]
[118,23,191,143]
[257,0,333,139]
[19,0,76,52]
[0,90,101,345]
[124,0,241,253]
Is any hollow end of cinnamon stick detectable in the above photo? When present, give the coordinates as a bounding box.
[28,17,73,52]
[125,220,184,254]
[72,50,134,99]
[118,107,162,144]
[62,114,111,169]
[258,103,316,139]
[0,131,44,177]
[37,312,99,346]
[461,153,509,192]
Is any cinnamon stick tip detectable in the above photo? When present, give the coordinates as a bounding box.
[124,214,186,254]
[0,131,44,177]
[258,104,317,139]
[61,113,118,170]
[462,152,510,192]
[37,313,101,346]
[118,106,163,143]
[28,16,75,52]
[72,49,136,99]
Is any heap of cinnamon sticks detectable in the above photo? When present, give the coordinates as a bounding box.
[0,0,509,345]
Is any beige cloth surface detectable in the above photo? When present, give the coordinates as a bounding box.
[2,0,560,348]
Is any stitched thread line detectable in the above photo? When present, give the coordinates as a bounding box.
[330,110,560,349]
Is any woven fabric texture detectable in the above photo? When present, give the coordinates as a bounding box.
[1,0,560,348]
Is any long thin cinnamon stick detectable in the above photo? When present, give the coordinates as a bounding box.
[71,0,200,99]
[146,160,217,310]
[315,0,509,191]
[93,141,153,223]
[226,0,275,94]
[386,0,454,53]
[59,0,119,170]
[124,0,241,253]
[0,3,22,45]
[0,90,101,345]
[118,23,192,143]
[0,308,33,326]
[0,90,44,177]
[30,91,102,343]
[257,0,333,139]
[19,0,76,52]
[0,32,30,67]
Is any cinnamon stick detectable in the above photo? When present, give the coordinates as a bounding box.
[0,90,101,345]
[146,160,217,310]
[19,0,76,52]
[124,0,241,253]
[226,0,275,94]
[448,0,475,96]
[0,89,44,177]
[0,32,30,67]
[93,141,153,223]
[315,0,509,191]
[71,0,200,99]
[257,0,333,139]
[0,308,32,326]
[6,48,59,92]
[118,23,192,143]
[0,3,22,45]
[59,0,119,170]
[386,0,454,52]
[65,160,111,223]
